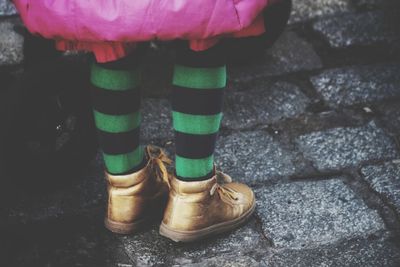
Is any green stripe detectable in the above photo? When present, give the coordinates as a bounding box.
[172,111,222,134]
[93,110,141,133]
[90,63,141,91]
[172,65,226,89]
[103,146,144,174]
[175,155,214,178]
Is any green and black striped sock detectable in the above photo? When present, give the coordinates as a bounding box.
[172,43,226,181]
[90,55,145,175]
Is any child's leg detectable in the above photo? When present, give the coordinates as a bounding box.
[161,43,255,242]
[90,53,145,175]
[93,46,173,234]
[171,42,226,181]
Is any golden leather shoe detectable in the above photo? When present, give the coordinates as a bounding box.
[104,145,172,234]
[159,167,256,242]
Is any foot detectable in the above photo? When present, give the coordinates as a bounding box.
[104,145,172,234]
[159,166,256,242]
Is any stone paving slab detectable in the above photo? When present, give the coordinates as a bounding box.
[179,254,260,267]
[310,64,400,108]
[176,237,400,266]
[222,82,310,130]
[0,0,17,16]
[352,0,398,10]
[313,10,400,48]
[289,0,353,24]
[361,161,400,215]
[295,121,399,171]
[229,31,322,83]
[255,178,386,249]
[215,130,299,185]
[266,235,400,267]
[0,18,23,66]
[141,98,173,141]
[376,101,400,134]
[119,219,267,266]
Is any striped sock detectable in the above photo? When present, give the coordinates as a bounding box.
[172,43,226,181]
[90,55,145,175]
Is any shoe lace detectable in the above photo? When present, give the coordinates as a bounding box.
[146,145,173,188]
[210,169,238,201]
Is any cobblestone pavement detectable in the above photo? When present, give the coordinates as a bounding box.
[1,0,400,266]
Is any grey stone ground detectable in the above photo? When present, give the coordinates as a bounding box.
[1,0,400,266]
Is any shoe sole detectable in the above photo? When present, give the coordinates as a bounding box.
[104,216,149,234]
[159,200,256,242]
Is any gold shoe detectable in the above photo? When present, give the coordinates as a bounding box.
[159,166,256,242]
[104,145,172,234]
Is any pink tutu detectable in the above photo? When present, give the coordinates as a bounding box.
[13,0,270,62]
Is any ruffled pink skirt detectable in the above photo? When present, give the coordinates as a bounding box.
[13,0,269,62]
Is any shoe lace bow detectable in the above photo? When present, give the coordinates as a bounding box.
[146,145,173,187]
[210,169,238,201]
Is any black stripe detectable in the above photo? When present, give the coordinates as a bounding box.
[91,85,141,115]
[95,43,148,70]
[171,86,224,115]
[175,41,227,68]
[175,131,218,159]
[97,128,140,155]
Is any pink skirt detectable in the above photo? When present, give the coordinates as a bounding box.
[13,0,270,62]
[55,14,266,62]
